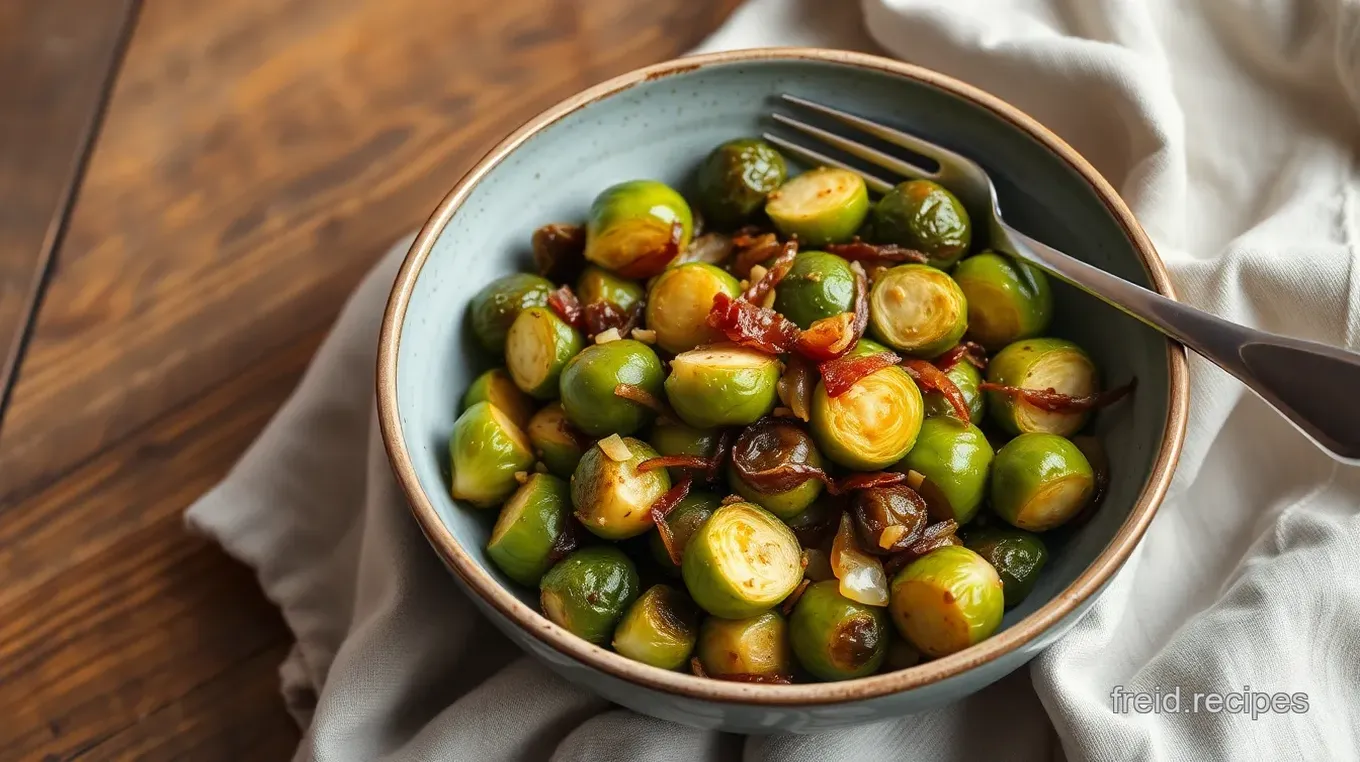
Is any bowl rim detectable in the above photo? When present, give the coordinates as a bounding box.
[377,47,1189,706]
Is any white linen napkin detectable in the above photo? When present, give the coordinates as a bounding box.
[187,0,1360,759]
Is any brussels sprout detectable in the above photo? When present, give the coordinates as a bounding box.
[648,420,720,481]
[540,546,640,645]
[923,360,986,422]
[649,490,721,574]
[963,527,1049,608]
[695,138,788,228]
[790,580,889,680]
[526,402,589,479]
[952,252,1052,350]
[868,264,968,358]
[889,545,1004,657]
[810,365,923,471]
[882,635,922,671]
[585,180,693,278]
[785,496,840,548]
[571,436,671,540]
[851,485,929,555]
[682,502,802,619]
[506,306,585,400]
[576,265,645,311]
[990,433,1094,532]
[467,273,555,355]
[893,417,994,525]
[486,473,571,586]
[727,419,826,519]
[765,167,870,246]
[986,338,1099,436]
[449,401,536,508]
[612,584,701,670]
[869,179,971,269]
[462,368,535,431]
[559,340,665,437]
[772,251,856,329]
[696,611,793,679]
[664,344,781,429]
[645,263,741,354]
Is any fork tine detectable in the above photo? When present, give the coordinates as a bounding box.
[760,132,895,194]
[771,113,936,184]
[781,94,966,168]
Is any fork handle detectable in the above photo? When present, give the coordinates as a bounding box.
[999,224,1360,465]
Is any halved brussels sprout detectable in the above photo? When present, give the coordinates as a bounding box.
[810,365,923,471]
[613,584,701,670]
[696,611,792,679]
[681,501,802,618]
[990,432,1094,532]
[648,420,720,462]
[664,344,781,429]
[869,179,971,269]
[893,416,994,525]
[773,251,856,329]
[868,264,968,358]
[963,527,1049,608]
[486,473,571,586]
[889,545,1003,657]
[645,263,740,354]
[727,418,826,519]
[559,339,665,437]
[695,138,788,228]
[649,490,721,574]
[576,265,645,311]
[571,436,671,540]
[923,360,985,422]
[585,180,693,278]
[952,252,1052,350]
[526,402,588,479]
[986,338,1099,436]
[790,580,889,681]
[449,401,536,508]
[506,306,585,399]
[467,273,555,355]
[540,546,640,645]
[765,167,869,246]
[462,368,535,431]
[851,485,929,555]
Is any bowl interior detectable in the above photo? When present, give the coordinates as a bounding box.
[392,56,1173,658]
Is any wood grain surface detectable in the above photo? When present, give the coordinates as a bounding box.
[0,0,741,758]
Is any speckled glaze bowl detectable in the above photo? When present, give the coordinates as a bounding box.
[377,48,1188,734]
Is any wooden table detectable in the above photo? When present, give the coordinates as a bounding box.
[0,1,740,757]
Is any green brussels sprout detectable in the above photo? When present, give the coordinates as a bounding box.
[765,167,870,246]
[923,360,986,422]
[952,252,1052,351]
[462,367,535,431]
[986,338,1099,436]
[893,416,994,525]
[681,502,802,619]
[612,584,701,670]
[486,473,571,586]
[772,251,856,329]
[644,263,740,354]
[882,635,922,671]
[648,420,720,481]
[963,527,1049,608]
[467,273,555,355]
[649,490,721,574]
[868,264,968,358]
[664,344,781,429]
[540,546,640,645]
[889,545,1004,657]
[727,418,826,519]
[506,306,585,400]
[696,611,792,679]
[785,496,840,549]
[695,138,788,228]
[585,180,693,278]
[571,436,671,540]
[559,339,665,437]
[851,485,929,555]
[449,401,536,508]
[990,432,1094,532]
[790,580,889,681]
[576,265,645,311]
[869,179,972,269]
[810,365,923,471]
[526,402,589,479]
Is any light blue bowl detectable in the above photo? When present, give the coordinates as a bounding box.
[378,48,1187,734]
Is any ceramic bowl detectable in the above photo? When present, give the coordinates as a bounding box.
[377,48,1188,734]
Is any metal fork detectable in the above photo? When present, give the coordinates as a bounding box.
[766,94,1360,466]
